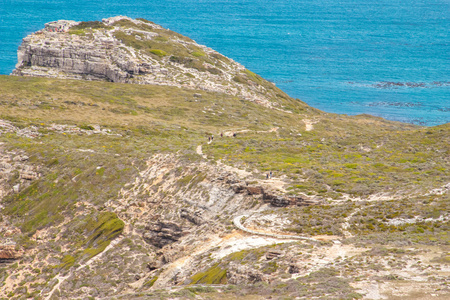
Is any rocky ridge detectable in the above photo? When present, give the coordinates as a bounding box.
[12,16,288,108]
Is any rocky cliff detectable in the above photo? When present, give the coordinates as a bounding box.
[12,16,289,108]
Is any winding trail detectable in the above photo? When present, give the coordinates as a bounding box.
[196,144,207,159]
[223,127,279,137]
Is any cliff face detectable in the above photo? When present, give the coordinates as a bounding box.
[12,16,286,108]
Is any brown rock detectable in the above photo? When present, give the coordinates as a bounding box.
[270,196,291,207]
[246,186,264,195]
[231,184,247,194]
[288,264,300,274]
[143,221,185,248]
[265,250,283,260]
[262,191,276,203]
[0,245,23,261]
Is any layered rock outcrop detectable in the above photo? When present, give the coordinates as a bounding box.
[0,245,23,262]
[12,16,285,108]
[143,221,186,248]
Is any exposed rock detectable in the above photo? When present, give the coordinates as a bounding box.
[265,250,283,260]
[227,263,267,284]
[262,191,277,203]
[13,155,29,161]
[288,264,300,274]
[147,258,164,271]
[263,191,317,207]
[20,171,39,180]
[231,183,247,194]
[0,245,23,262]
[159,244,186,264]
[180,208,204,225]
[270,196,291,207]
[288,195,318,206]
[143,221,186,248]
[246,186,264,195]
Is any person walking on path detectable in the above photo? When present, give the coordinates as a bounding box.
[269,171,273,178]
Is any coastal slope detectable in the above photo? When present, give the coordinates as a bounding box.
[0,17,449,300]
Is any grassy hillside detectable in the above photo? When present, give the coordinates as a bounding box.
[0,75,448,299]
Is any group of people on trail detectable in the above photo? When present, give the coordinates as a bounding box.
[266,171,273,179]
[207,132,237,142]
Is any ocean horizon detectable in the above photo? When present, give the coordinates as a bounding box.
[0,0,448,126]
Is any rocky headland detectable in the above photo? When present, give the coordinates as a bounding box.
[12,16,289,109]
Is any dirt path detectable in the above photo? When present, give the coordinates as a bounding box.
[341,207,361,238]
[303,119,317,131]
[223,127,279,137]
[196,145,207,159]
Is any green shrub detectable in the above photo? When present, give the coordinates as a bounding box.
[68,29,86,36]
[150,49,167,57]
[190,264,227,284]
[71,21,109,30]
[192,51,205,57]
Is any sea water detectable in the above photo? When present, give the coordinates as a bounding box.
[0,0,448,126]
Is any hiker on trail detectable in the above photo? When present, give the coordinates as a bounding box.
[208,136,211,142]
[233,132,237,137]
[270,171,273,178]
[266,174,269,179]
[220,132,223,137]
[211,135,214,141]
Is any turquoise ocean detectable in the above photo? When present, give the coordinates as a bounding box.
[0,0,448,126]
